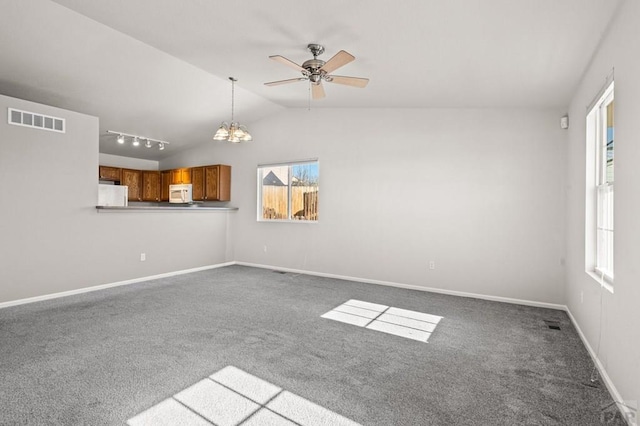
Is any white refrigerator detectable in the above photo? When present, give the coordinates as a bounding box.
[98,184,128,206]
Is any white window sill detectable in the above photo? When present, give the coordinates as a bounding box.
[586,270,614,294]
[257,219,319,224]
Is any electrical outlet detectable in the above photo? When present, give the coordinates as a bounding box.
[263,245,267,253]
[429,261,435,270]
[140,253,146,262]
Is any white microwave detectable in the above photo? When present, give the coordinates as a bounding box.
[169,184,193,203]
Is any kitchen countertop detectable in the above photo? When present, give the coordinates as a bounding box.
[96,205,238,211]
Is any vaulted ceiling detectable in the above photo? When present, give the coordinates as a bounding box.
[0,0,621,160]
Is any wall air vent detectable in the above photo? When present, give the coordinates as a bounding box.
[8,108,65,133]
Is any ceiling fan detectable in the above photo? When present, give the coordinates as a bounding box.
[265,43,369,99]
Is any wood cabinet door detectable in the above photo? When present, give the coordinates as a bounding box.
[180,168,192,184]
[98,166,121,182]
[160,170,171,202]
[170,169,181,184]
[204,165,231,201]
[191,167,205,201]
[171,168,192,184]
[141,171,161,202]
[121,169,142,201]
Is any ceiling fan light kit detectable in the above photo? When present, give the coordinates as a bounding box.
[213,77,253,143]
[265,43,369,100]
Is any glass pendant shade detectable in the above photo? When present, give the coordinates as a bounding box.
[239,125,252,141]
[232,123,245,138]
[213,122,229,140]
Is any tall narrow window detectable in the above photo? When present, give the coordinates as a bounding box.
[258,160,319,222]
[587,81,614,284]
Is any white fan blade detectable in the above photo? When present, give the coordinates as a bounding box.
[320,50,355,74]
[264,78,308,86]
[327,75,369,88]
[311,82,326,99]
[269,55,306,73]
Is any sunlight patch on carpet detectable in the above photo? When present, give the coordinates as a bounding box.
[127,365,361,426]
[321,299,442,343]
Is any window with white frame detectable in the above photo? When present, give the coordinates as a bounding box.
[586,81,614,284]
[258,160,319,222]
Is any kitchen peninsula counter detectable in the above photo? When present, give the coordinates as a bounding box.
[96,205,238,212]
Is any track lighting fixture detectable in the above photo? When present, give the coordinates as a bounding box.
[107,130,171,151]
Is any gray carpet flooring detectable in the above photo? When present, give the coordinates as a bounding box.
[0,265,624,425]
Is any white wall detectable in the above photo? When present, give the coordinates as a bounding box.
[565,0,639,410]
[0,95,233,304]
[163,106,567,304]
[99,153,159,170]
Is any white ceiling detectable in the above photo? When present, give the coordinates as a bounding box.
[0,0,621,160]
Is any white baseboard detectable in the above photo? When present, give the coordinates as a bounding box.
[0,262,235,310]
[234,261,566,310]
[565,307,636,425]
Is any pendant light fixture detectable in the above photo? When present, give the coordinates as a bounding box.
[213,77,253,143]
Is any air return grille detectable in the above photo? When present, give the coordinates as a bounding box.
[8,108,65,133]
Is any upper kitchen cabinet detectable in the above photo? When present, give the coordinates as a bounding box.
[191,167,205,201]
[171,168,191,184]
[206,165,231,201]
[191,165,231,201]
[98,166,121,182]
[141,171,161,202]
[160,170,171,202]
[121,168,142,201]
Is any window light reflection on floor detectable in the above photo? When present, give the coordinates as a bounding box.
[321,299,443,343]
[127,365,361,426]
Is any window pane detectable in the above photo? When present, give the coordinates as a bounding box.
[606,100,614,183]
[596,183,614,277]
[258,161,319,222]
[261,166,289,219]
[291,163,319,221]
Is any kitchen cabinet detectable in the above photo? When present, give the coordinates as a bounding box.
[98,166,121,182]
[121,168,142,201]
[170,168,191,184]
[191,165,231,201]
[141,171,161,202]
[205,165,231,201]
[191,167,205,201]
[160,170,171,202]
